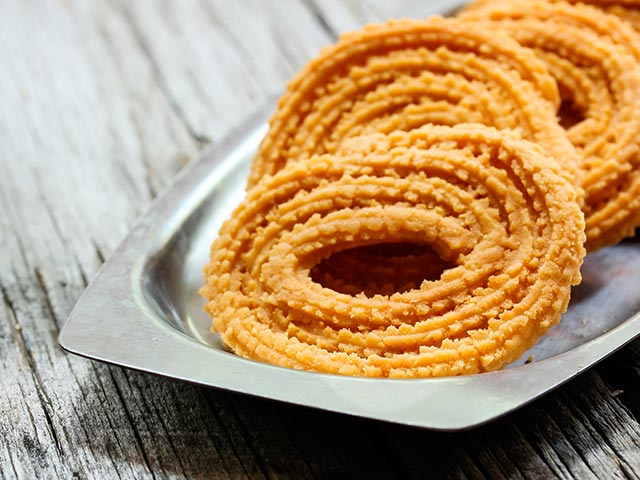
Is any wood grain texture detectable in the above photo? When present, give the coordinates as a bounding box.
[0,0,639,478]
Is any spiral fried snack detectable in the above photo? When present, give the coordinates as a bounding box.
[462,0,640,78]
[461,1,640,250]
[560,0,640,32]
[462,0,640,55]
[459,0,640,61]
[248,17,580,189]
[597,3,640,31]
[201,125,586,378]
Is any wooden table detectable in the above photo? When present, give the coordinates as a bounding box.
[2,1,640,478]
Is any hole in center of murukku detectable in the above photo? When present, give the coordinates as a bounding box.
[309,242,457,297]
[558,98,586,130]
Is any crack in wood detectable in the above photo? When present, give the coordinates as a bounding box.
[34,268,61,335]
[92,241,106,266]
[16,381,51,472]
[222,397,271,480]
[556,380,629,479]
[116,2,211,149]
[502,427,539,479]
[619,464,637,480]
[134,377,189,478]
[202,392,259,480]
[79,365,148,477]
[6,446,21,479]
[37,391,64,461]
[74,259,90,290]
[511,415,574,480]
[1,283,20,330]
[540,406,601,479]
[302,0,339,40]
[1,283,65,460]
[106,369,158,479]
[467,431,519,480]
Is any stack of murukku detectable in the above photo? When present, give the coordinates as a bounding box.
[460,0,640,250]
[200,12,640,377]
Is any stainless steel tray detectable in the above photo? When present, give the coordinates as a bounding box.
[59,2,640,431]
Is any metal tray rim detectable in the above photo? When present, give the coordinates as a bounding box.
[59,101,640,431]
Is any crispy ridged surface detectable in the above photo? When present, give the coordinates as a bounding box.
[248,17,580,190]
[564,1,640,31]
[600,4,640,31]
[460,0,640,250]
[463,0,640,27]
[201,125,585,378]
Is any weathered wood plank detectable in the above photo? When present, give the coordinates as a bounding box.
[0,0,333,478]
[0,0,201,476]
[1,0,640,478]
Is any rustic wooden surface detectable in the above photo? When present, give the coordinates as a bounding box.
[1,0,640,478]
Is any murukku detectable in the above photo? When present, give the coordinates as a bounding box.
[248,17,580,190]
[201,125,586,378]
[461,0,640,57]
[597,4,640,31]
[561,0,640,32]
[460,1,640,250]
[461,0,640,49]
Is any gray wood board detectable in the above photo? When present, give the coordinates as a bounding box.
[1,0,639,478]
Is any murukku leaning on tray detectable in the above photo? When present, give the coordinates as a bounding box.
[201,125,586,378]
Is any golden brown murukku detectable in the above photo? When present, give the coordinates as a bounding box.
[248,17,580,189]
[460,1,640,250]
[561,0,640,32]
[598,4,640,31]
[461,0,640,57]
[201,125,586,378]
[461,0,640,46]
